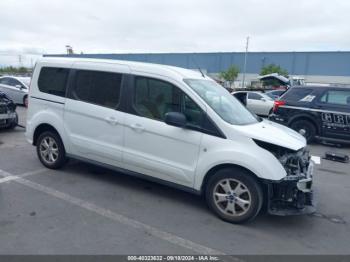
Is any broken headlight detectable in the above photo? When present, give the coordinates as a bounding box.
[253,139,311,179]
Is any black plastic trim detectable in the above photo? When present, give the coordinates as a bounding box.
[30,96,65,105]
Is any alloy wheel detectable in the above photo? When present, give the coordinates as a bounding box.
[213,178,252,217]
[39,136,59,164]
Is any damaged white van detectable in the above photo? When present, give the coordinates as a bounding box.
[26,57,315,223]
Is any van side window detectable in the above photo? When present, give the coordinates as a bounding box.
[134,77,181,121]
[73,70,122,108]
[133,76,205,128]
[38,67,69,97]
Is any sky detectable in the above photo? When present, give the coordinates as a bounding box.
[0,0,350,66]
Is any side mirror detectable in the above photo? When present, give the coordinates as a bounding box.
[15,84,22,89]
[260,98,266,102]
[164,112,187,128]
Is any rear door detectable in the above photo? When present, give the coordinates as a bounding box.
[7,78,26,104]
[64,62,130,167]
[247,92,268,115]
[0,77,19,103]
[315,88,350,140]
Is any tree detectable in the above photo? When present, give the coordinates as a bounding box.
[0,66,30,75]
[260,63,289,77]
[219,65,240,88]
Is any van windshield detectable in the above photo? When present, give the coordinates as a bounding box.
[184,79,258,125]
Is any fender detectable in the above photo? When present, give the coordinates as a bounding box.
[193,136,287,191]
[26,105,71,153]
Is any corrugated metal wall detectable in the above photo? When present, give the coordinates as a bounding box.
[46,51,350,76]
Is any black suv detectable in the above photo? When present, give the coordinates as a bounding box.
[269,86,350,143]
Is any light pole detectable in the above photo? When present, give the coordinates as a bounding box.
[242,36,250,88]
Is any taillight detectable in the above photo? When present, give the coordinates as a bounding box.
[273,100,285,113]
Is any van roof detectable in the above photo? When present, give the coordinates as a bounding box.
[38,57,206,82]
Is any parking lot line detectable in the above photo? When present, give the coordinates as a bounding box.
[0,168,47,181]
[0,175,19,184]
[0,168,226,256]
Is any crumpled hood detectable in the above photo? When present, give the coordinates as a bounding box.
[232,119,306,151]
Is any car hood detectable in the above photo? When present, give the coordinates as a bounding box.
[232,119,306,151]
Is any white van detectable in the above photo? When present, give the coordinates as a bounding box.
[26,57,315,223]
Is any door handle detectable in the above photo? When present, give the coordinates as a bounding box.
[130,123,145,132]
[105,116,118,125]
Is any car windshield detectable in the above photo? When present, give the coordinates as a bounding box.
[184,79,259,125]
[18,78,31,87]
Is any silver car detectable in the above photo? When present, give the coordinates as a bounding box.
[0,76,30,106]
[232,91,275,117]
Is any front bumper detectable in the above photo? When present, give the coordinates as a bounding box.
[266,161,315,216]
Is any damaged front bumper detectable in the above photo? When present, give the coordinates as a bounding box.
[0,98,17,129]
[265,157,316,216]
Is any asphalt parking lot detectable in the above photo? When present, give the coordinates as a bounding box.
[0,106,350,255]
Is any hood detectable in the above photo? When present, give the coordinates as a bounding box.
[232,119,306,151]
[258,73,290,84]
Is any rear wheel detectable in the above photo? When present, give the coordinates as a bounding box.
[291,119,316,142]
[23,96,28,108]
[36,131,66,169]
[205,168,263,224]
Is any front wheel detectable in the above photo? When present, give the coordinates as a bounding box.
[36,131,66,169]
[205,168,263,224]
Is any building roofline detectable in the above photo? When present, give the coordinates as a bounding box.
[45,50,350,57]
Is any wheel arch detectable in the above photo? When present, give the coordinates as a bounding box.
[200,163,266,195]
[33,123,61,146]
[288,114,319,134]
[23,94,28,106]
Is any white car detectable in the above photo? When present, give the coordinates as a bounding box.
[232,91,274,116]
[0,76,30,106]
[26,57,315,223]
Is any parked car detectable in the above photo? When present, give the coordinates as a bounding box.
[269,86,350,143]
[0,91,18,129]
[232,91,274,116]
[265,90,285,100]
[26,58,315,223]
[0,76,30,107]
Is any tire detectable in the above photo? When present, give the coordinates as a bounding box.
[23,95,28,108]
[36,131,66,169]
[290,119,316,142]
[205,167,263,224]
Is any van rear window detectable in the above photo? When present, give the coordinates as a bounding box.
[38,67,69,97]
